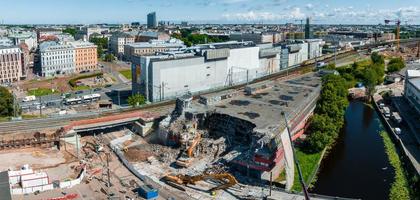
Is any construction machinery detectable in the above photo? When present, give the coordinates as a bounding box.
[175,132,201,167]
[384,19,401,51]
[163,172,238,193]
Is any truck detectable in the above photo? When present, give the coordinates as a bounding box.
[23,95,36,102]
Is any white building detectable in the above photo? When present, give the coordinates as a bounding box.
[109,32,135,59]
[405,69,420,114]
[39,42,75,77]
[8,32,38,51]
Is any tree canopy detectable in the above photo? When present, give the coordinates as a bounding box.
[63,28,77,37]
[90,37,108,57]
[387,57,405,73]
[0,87,15,117]
[128,94,146,107]
[172,29,229,47]
[305,74,349,152]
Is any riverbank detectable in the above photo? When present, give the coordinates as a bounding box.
[380,131,410,200]
[291,147,326,191]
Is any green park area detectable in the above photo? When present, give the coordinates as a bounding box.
[27,88,58,97]
[119,69,132,80]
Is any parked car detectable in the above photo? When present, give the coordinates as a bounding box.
[75,91,83,95]
[394,128,402,135]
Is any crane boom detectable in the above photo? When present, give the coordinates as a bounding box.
[385,19,401,51]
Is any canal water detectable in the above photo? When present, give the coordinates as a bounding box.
[311,101,394,200]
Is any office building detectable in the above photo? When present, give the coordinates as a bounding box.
[147,12,157,29]
[230,32,284,44]
[8,32,38,51]
[305,17,312,39]
[39,42,75,77]
[0,46,23,84]
[124,39,185,61]
[69,41,98,73]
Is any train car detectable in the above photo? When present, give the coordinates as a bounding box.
[82,93,101,102]
[64,97,82,105]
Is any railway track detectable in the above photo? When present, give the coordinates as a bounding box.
[0,46,388,134]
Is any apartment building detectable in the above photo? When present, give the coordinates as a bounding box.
[70,41,98,73]
[0,46,23,84]
[39,42,75,77]
[109,33,135,59]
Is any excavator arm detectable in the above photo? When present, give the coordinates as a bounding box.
[163,172,238,193]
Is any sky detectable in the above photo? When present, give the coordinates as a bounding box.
[1,0,420,24]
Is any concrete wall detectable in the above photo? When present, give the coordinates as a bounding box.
[151,57,228,102]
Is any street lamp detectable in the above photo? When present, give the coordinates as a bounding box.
[281,111,310,200]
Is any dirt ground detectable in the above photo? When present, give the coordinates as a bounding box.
[0,148,71,171]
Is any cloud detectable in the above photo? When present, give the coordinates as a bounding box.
[222,7,306,22]
[305,3,313,11]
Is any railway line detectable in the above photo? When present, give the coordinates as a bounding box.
[0,39,417,134]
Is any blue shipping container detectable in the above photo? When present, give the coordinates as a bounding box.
[137,185,158,199]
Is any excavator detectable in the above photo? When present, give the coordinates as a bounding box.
[175,132,202,167]
[163,172,238,195]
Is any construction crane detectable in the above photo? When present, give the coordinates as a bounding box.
[384,19,401,51]
[294,19,304,31]
[163,172,238,194]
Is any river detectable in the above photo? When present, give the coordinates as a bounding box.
[310,101,394,200]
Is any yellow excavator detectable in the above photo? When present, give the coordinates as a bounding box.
[175,133,201,167]
[163,172,238,194]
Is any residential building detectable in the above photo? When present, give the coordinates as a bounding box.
[39,42,75,77]
[405,69,420,114]
[0,46,23,84]
[70,41,98,73]
[135,31,170,42]
[8,32,38,51]
[124,39,185,61]
[75,26,109,41]
[36,28,61,42]
[147,12,157,29]
[305,39,324,59]
[109,32,135,59]
[0,38,13,46]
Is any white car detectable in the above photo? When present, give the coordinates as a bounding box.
[394,128,402,135]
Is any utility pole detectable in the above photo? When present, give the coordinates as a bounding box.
[282,111,310,200]
[106,152,111,187]
[39,96,42,116]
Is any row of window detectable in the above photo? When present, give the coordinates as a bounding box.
[0,54,19,62]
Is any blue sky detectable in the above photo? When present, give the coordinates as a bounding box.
[1,0,420,24]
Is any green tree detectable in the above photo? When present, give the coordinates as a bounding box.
[362,68,377,98]
[63,28,77,37]
[104,54,115,62]
[90,37,108,57]
[128,94,146,107]
[387,57,405,73]
[371,52,385,65]
[0,87,15,117]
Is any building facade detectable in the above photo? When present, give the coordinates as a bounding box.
[39,42,75,77]
[147,12,157,29]
[70,41,98,73]
[109,33,135,59]
[0,46,23,84]
[124,39,185,61]
[405,69,420,114]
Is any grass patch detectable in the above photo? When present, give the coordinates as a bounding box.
[292,147,323,192]
[27,88,58,97]
[380,131,410,200]
[21,114,46,119]
[119,69,132,80]
[73,85,91,91]
[0,116,10,122]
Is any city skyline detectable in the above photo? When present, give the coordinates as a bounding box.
[1,0,420,24]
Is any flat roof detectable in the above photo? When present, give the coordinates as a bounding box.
[187,73,322,137]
